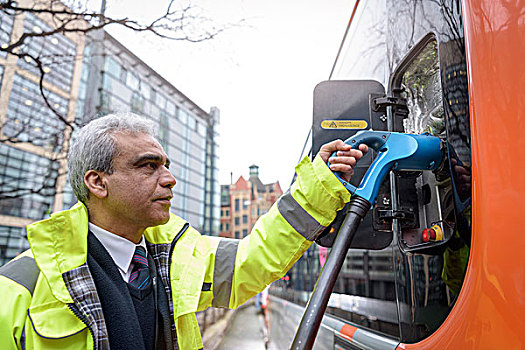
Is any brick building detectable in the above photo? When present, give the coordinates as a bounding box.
[220,165,282,239]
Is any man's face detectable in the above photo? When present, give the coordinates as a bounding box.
[101,132,176,231]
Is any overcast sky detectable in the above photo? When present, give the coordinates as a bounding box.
[104,0,354,187]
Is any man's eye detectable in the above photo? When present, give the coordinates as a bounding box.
[145,162,158,170]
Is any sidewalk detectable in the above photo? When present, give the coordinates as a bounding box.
[200,307,237,350]
[215,302,267,350]
[201,298,268,350]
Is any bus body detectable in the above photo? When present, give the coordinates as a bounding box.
[269,0,525,349]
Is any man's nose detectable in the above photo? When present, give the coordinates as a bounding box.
[160,167,177,188]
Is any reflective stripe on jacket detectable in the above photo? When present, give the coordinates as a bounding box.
[0,155,350,349]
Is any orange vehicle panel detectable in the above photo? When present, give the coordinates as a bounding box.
[399,0,525,348]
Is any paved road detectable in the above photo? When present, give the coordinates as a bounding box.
[216,304,268,350]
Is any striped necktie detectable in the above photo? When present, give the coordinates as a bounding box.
[129,246,150,289]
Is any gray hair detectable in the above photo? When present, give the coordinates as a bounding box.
[68,112,157,204]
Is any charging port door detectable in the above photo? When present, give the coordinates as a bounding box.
[312,80,392,250]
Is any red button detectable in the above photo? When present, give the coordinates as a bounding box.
[422,228,430,242]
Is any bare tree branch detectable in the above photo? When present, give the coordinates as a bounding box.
[1,0,230,48]
[0,0,234,204]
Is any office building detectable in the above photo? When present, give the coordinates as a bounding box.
[0,6,220,265]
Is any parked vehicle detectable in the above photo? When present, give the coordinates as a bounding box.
[269,0,525,349]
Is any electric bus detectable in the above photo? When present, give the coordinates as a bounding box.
[268,0,525,349]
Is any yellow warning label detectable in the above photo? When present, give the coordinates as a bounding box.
[321,120,368,129]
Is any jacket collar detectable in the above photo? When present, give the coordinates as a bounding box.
[27,202,187,303]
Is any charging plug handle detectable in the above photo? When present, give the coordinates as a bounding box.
[329,130,442,206]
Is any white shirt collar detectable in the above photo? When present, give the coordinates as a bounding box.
[88,222,147,281]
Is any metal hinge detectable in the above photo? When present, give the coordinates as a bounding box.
[372,96,409,116]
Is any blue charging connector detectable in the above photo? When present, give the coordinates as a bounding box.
[330,130,443,205]
[293,130,444,350]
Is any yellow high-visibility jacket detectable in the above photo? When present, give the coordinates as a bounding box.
[0,156,350,349]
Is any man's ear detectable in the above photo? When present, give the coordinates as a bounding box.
[84,170,108,199]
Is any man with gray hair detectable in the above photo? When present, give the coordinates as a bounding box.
[0,112,367,349]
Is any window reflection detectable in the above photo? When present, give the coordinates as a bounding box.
[0,11,14,58]
[18,13,77,92]
[0,226,27,265]
[273,0,470,344]
[4,75,68,152]
[0,144,58,220]
[332,0,387,83]
[401,40,446,136]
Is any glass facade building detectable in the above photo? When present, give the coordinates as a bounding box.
[0,6,82,265]
[0,11,220,265]
[67,32,221,235]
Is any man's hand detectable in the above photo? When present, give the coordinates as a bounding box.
[319,140,368,182]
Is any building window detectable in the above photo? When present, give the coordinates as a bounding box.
[234,217,240,225]
[167,100,176,116]
[225,223,229,231]
[4,75,68,152]
[62,178,76,210]
[156,93,167,110]
[187,115,196,130]
[235,198,240,212]
[140,81,151,100]
[131,92,144,113]
[120,67,127,82]
[18,13,77,92]
[242,229,248,237]
[235,231,240,239]
[0,11,14,59]
[99,91,110,113]
[104,57,122,79]
[158,111,169,148]
[242,215,248,224]
[0,144,58,220]
[197,123,206,136]
[150,88,156,103]
[126,72,139,91]
[0,226,27,265]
